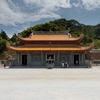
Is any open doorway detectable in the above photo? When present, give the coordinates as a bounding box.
[74,54,79,65]
[46,54,54,63]
[22,55,27,65]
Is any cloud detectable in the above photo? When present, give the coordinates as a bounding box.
[0,0,100,26]
[72,0,100,10]
[72,0,82,8]
[0,0,27,26]
[81,0,100,10]
[0,0,71,26]
[24,0,71,9]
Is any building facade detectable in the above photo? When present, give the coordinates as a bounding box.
[7,31,94,67]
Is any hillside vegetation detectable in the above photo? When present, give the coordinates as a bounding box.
[0,18,100,59]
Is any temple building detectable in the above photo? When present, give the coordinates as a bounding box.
[7,31,94,67]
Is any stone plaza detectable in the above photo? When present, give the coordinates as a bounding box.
[0,67,100,100]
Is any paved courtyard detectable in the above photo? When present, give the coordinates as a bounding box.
[0,67,100,100]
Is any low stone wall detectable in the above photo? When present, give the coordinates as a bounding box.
[91,63,100,66]
[0,64,4,68]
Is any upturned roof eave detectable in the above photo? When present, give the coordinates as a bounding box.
[17,33,84,43]
[6,43,94,52]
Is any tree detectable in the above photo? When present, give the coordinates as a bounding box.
[10,34,17,42]
[94,24,100,39]
[33,23,63,31]
[0,29,9,40]
[20,28,31,37]
[0,37,6,53]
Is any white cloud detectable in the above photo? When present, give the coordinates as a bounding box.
[72,0,100,10]
[72,0,82,8]
[0,0,71,26]
[0,0,26,26]
[82,0,100,10]
[24,0,71,8]
[0,0,100,26]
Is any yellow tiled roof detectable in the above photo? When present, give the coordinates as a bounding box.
[7,44,93,52]
[18,34,84,41]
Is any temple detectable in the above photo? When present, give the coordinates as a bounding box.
[7,31,94,67]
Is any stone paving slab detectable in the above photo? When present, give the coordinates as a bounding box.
[0,68,100,100]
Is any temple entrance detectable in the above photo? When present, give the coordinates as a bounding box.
[22,55,27,65]
[46,54,54,63]
[74,54,79,66]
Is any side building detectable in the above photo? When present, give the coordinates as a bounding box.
[7,31,94,67]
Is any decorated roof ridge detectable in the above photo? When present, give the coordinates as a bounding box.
[18,33,21,37]
[6,42,11,50]
[76,33,84,39]
[18,31,73,38]
[80,33,84,37]
[81,42,94,51]
[17,32,84,39]
[6,42,10,46]
[75,33,84,44]
[29,33,33,38]
[6,40,32,49]
[89,42,94,49]
[82,42,94,49]
[16,32,84,45]
[30,31,71,34]
[6,42,11,49]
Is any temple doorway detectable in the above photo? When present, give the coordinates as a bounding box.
[74,54,79,65]
[46,54,54,62]
[22,55,27,65]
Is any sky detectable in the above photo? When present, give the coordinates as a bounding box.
[0,0,100,38]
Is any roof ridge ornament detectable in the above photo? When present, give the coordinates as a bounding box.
[64,28,72,37]
[29,28,34,38]
[6,42,10,46]
[90,42,94,47]
[18,33,21,37]
[31,28,34,34]
[67,28,72,37]
[80,33,84,37]
[68,28,70,33]
[6,42,11,49]
[50,28,52,32]
[29,33,33,38]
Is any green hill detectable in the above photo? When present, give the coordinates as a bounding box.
[0,18,100,59]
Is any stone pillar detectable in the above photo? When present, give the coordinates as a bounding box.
[41,51,43,64]
[27,52,31,66]
[79,53,82,65]
[69,52,73,66]
[57,51,60,65]
[67,53,70,62]
[12,52,16,66]
[69,53,71,65]
[81,53,85,66]
[57,51,59,61]
[17,53,20,66]
[83,53,85,65]
[72,52,74,66]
